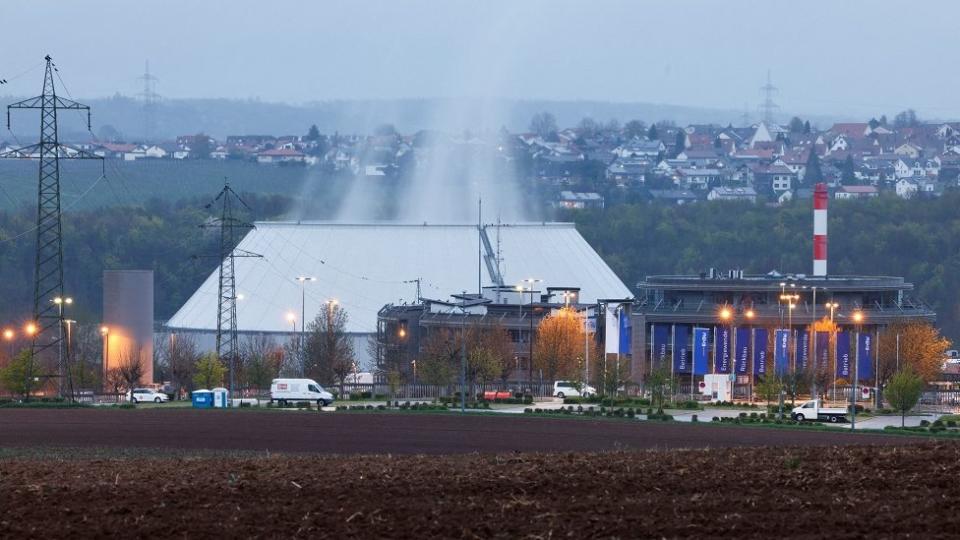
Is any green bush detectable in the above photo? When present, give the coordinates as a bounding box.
[691,414,698,422]
[920,419,931,427]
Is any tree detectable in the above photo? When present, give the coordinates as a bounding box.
[193,353,226,389]
[534,307,593,383]
[868,118,880,130]
[166,334,200,399]
[647,365,675,414]
[623,119,647,139]
[240,334,282,395]
[877,321,950,387]
[529,112,558,139]
[755,374,782,407]
[467,323,513,390]
[803,120,811,134]
[647,124,659,140]
[885,366,924,427]
[673,130,686,157]
[879,114,888,126]
[304,303,355,394]
[605,118,621,133]
[841,154,857,185]
[788,116,805,133]
[0,350,38,399]
[893,109,919,129]
[117,348,146,400]
[306,124,321,141]
[419,328,458,389]
[805,148,824,184]
[577,117,599,138]
[192,133,212,160]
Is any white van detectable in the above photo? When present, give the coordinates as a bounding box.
[270,378,335,407]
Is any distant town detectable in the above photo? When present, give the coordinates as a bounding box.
[5,110,956,208]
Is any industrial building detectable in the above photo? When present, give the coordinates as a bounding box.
[631,184,938,400]
[165,222,632,365]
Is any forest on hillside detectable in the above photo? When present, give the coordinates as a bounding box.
[0,192,958,341]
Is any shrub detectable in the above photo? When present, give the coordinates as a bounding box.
[712,416,720,422]
[948,420,957,428]
[691,414,698,422]
[920,419,931,427]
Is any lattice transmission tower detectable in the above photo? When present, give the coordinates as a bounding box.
[2,55,102,397]
[201,182,260,402]
[136,60,160,142]
[758,69,780,124]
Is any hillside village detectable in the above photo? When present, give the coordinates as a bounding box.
[4,113,959,206]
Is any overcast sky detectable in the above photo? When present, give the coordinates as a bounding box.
[2,0,957,120]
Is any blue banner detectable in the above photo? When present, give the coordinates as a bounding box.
[816,331,830,369]
[796,328,810,371]
[652,324,669,367]
[774,329,790,374]
[693,327,709,375]
[836,331,851,378]
[754,328,768,375]
[857,333,873,382]
[619,311,632,354]
[674,325,690,373]
[715,326,731,374]
[735,327,750,374]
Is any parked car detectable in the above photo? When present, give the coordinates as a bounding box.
[270,378,335,407]
[553,380,595,399]
[128,388,169,404]
[791,399,847,423]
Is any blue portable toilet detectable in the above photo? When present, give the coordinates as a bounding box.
[192,389,214,409]
[211,387,229,408]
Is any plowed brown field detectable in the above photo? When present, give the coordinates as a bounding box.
[1,444,958,538]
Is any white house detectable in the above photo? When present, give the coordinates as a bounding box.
[895,178,919,198]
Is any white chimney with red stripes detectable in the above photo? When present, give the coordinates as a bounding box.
[813,182,828,276]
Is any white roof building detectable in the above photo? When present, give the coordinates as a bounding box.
[166,221,631,339]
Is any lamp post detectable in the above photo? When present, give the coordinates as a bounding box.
[780,293,799,371]
[52,296,73,398]
[286,312,298,375]
[520,278,541,388]
[3,328,14,361]
[720,307,732,401]
[745,308,755,403]
[457,291,468,413]
[23,322,37,400]
[852,311,864,430]
[826,301,840,400]
[100,326,110,391]
[296,276,315,365]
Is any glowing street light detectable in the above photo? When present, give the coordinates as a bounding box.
[3,329,13,341]
[719,307,732,321]
[24,322,37,336]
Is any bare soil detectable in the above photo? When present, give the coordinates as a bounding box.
[1,443,959,538]
[0,408,929,453]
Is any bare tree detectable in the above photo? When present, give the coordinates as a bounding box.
[240,334,282,396]
[116,347,145,402]
[166,334,200,399]
[304,304,355,394]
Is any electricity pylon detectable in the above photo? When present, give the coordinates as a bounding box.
[201,181,260,404]
[2,55,102,398]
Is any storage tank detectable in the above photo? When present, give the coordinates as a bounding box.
[102,270,154,389]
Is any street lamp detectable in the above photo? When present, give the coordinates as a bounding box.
[52,296,73,398]
[519,278,542,386]
[3,328,13,360]
[100,326,110,384]
[295,276,315,360]
[851,310,864,430]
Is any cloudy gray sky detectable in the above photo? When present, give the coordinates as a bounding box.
[2,0,957,119]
